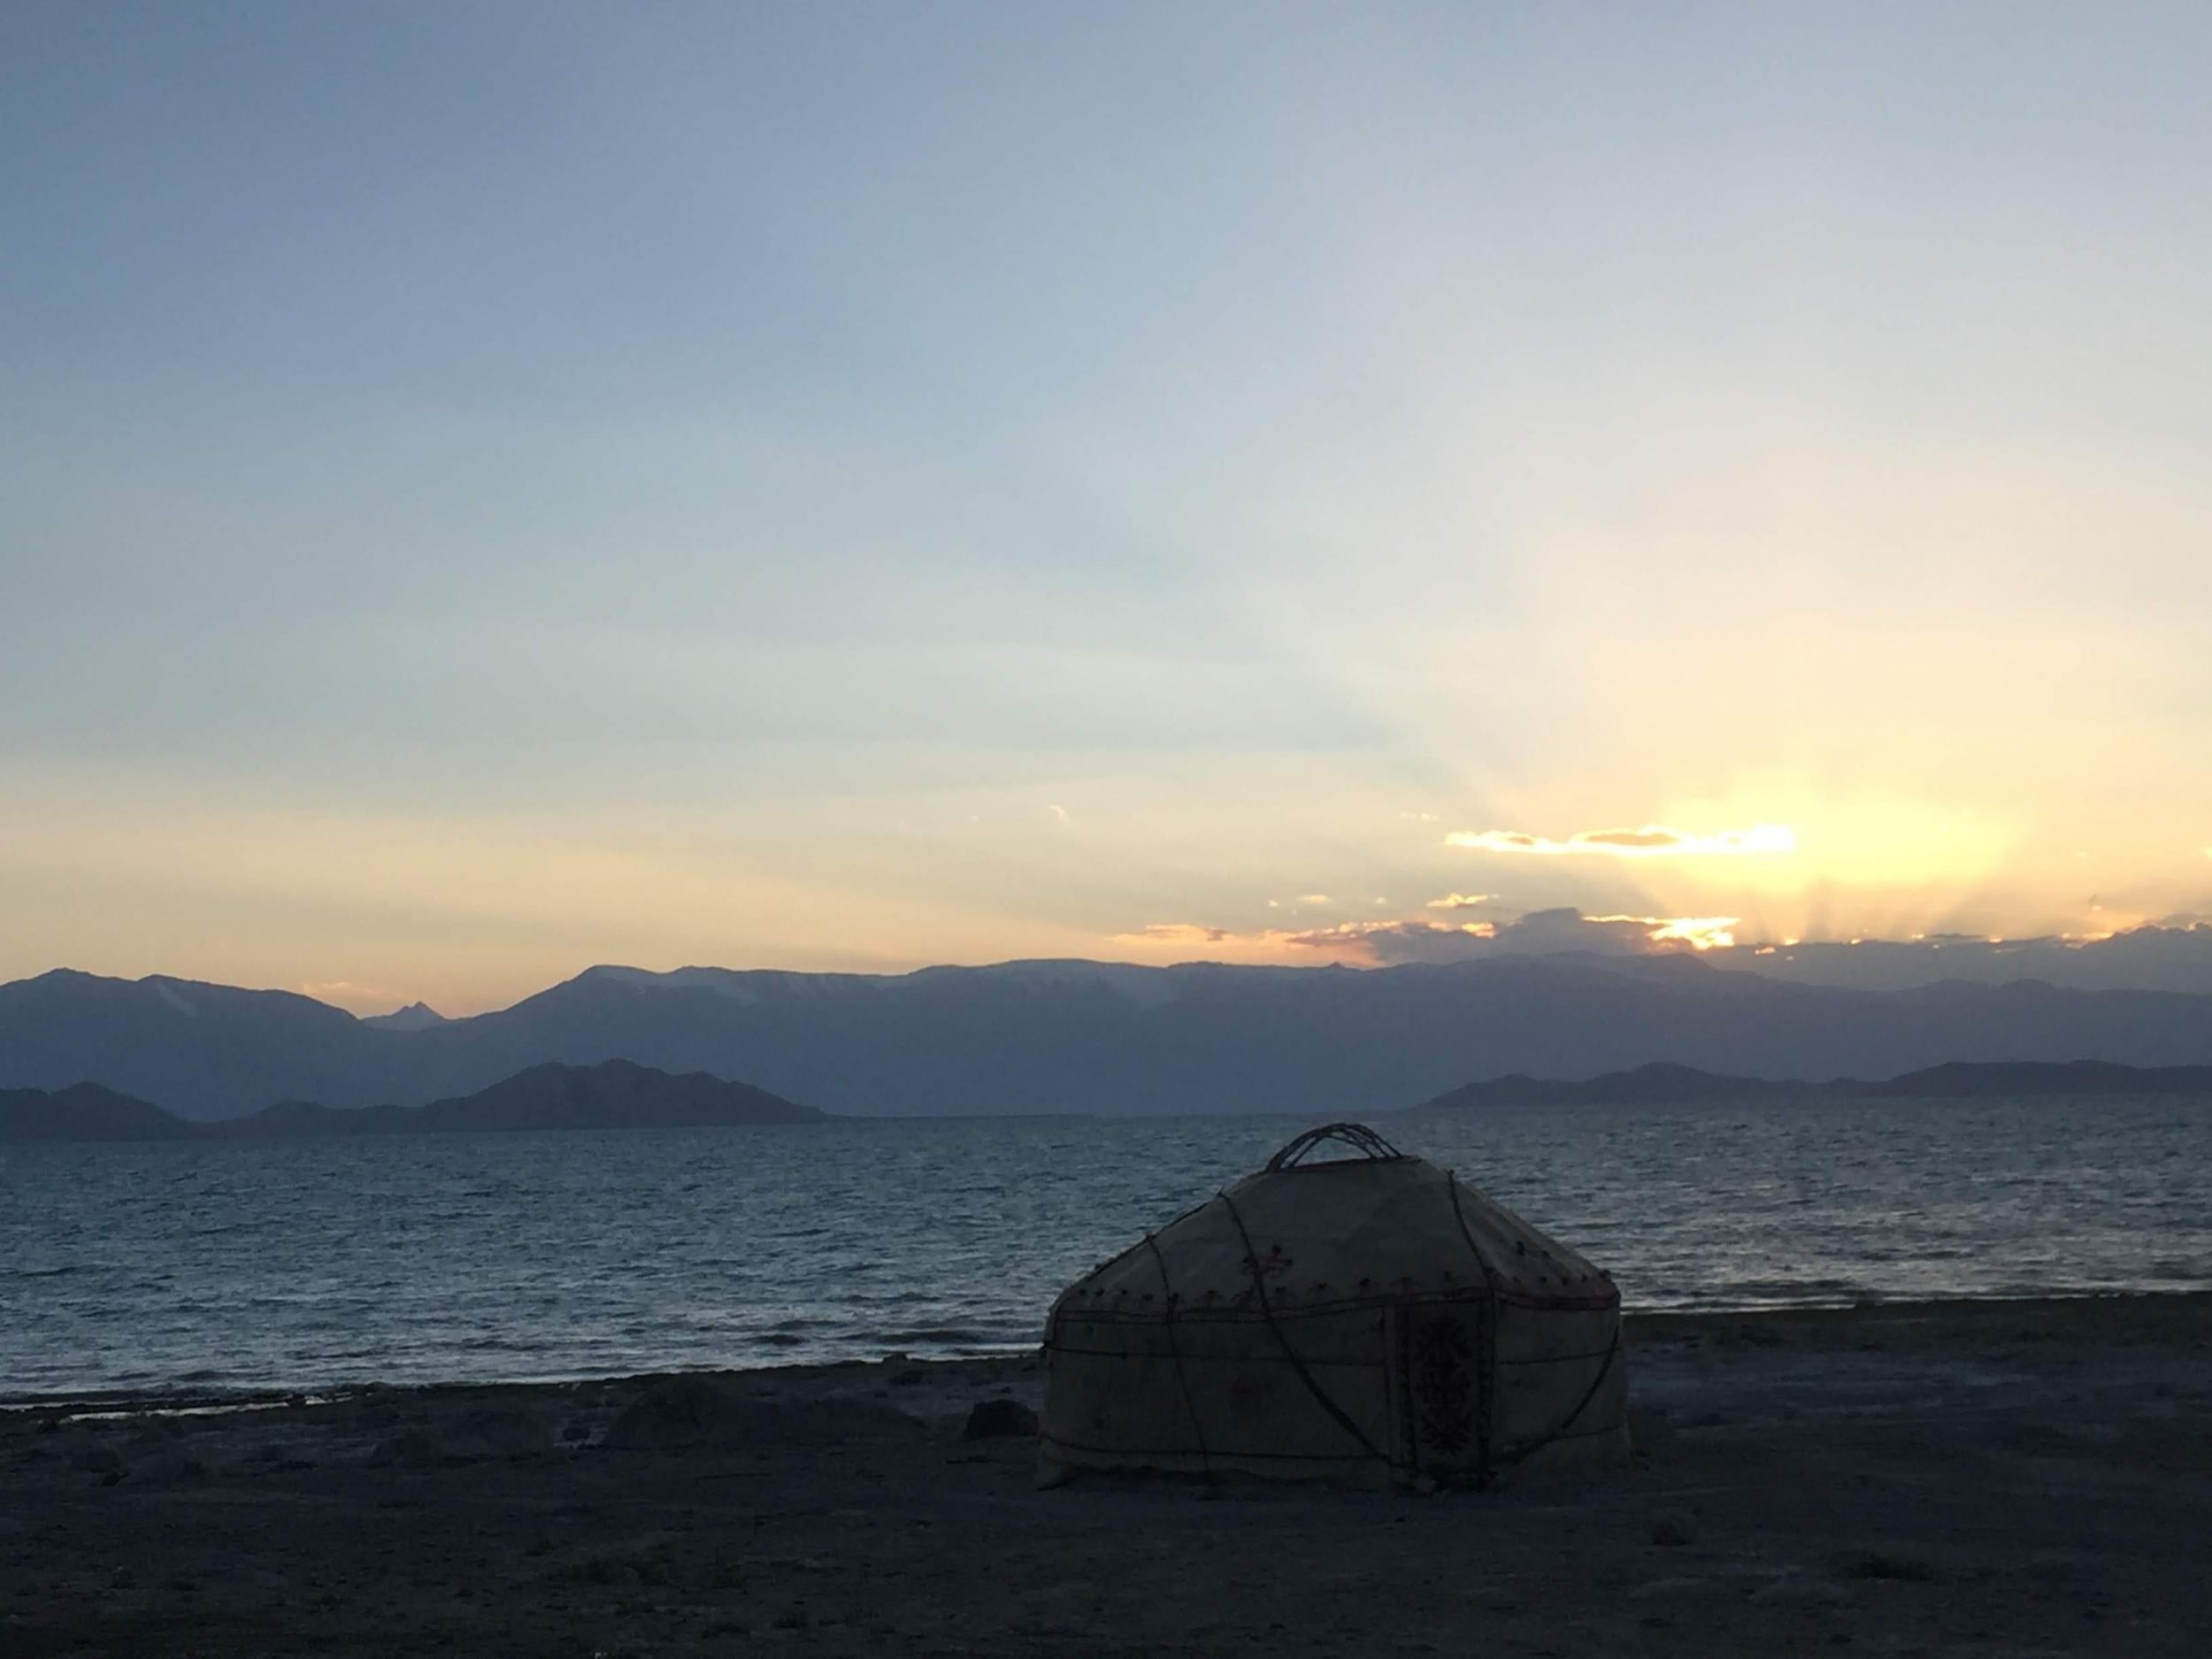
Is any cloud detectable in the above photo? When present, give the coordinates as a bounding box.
[1424,892,1495,910]
[1110,920,1392,966]
[1295,893,1333,905]
[1282,920,1499,963]
[1445,823,1796,858]
[1114,908,1732,969]
[1124,923,1233,944]
[1111,911,2212,992]
[1590,913,1740,950]
[1047,803,1072,827]
[1483,908,1738,956]
[1285,910,1738,964]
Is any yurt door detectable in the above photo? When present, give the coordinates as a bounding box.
[1394,1300,1491,1483]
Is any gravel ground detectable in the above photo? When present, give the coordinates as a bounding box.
[4,1293,2210,1657]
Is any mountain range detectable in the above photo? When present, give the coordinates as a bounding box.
[0,1060,818,1143]
[8,954,2212,1120]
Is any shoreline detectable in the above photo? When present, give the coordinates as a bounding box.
[8,1286,2206,1418]
[7,1288,2209,1655]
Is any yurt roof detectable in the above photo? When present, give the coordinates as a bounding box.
[1057,1123,1616,1321]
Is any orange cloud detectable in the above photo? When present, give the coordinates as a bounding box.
[1124,924,1233,945]
[1286,919,1497,949]
[1586,913,1742,950]
[1425,892,1495,910]
[1109,918,1497,967]
[1445,823,1796,857]
[1111,908,1737,968]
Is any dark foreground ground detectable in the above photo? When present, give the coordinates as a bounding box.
[4,1294,2210,1657]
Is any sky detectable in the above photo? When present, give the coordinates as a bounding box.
[4,3,2210,1015]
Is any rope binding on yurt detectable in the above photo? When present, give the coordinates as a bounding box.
[1444,1170,1502,1486]
[1263,1122,1404,1171]
[1139,1227,1214,1481]
[1214,1184,1394,1470]
[1494,1325,1624,1471]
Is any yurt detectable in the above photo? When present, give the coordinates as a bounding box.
[1039,1124,1628,1488]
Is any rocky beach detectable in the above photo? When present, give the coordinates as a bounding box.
[5,1293,2209,1657]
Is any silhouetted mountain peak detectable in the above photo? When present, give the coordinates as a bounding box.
[363,1001,448,1031]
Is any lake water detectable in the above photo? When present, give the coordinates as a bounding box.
[5,1099,2209,1401]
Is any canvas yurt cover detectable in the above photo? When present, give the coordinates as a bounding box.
[1039,1124,1628,1488]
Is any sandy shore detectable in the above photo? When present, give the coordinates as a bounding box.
[5,1293,2209,1657]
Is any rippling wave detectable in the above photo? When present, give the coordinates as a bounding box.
[4,1099,2208,1397]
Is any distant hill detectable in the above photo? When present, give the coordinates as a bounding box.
[0,1082,199,1143]
[222,1059,821,1135]
[1420,1062,1801,1108]
[12,956,2212,1119]
[2,1061,821,1143]
[18,1056,2202,1142]
[1416,1058,2212,1110]
[1862,1058,2212,1099]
